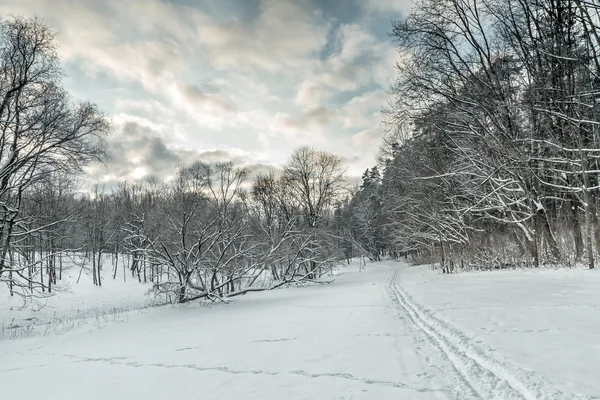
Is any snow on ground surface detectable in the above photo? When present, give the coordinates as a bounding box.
[1,260,599,399]
[397,263,600,399]
[0,254,154,338]
[0,263,455,400]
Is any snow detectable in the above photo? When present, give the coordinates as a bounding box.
[1,260,599,399]
[1,263,455,399]
[397,263,600,399]
[0,254,155,339]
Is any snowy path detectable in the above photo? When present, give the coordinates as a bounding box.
[396,263,600,400]
[390,270,596,400]
[392,270,527,400]
[1,265,455,400]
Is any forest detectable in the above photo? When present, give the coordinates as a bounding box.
[345,0,600,272]
[2,0,600,304]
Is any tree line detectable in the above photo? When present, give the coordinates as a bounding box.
[0,16,358,302]
[343,0,600,271]
[7,150,349,303]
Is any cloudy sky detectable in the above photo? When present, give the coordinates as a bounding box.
[4,0,411,185]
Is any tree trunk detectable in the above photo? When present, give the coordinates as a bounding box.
[571,195,584,259]
[178,283,186,303]
[440,239,446,273]
[97,249,103,286]
[92,250,97,285]
[583,173,595,269]
[537,206,561,261]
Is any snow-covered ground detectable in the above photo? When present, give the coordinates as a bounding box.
[1,263,454,400]
[1,260,598,399]
[0,254,154,339]
[397,264,600,399]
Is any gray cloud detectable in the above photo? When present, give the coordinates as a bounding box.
[86,121,277,185]
[91,122,181,181]
[175,82,236,115]
[303,105,338,127]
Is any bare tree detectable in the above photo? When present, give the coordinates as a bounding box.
[283,147,346,228]
[282,147,346,277]
[366,0,600,271]
[0,17,109,295]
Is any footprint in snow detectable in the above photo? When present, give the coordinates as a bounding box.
[252,337,297,343]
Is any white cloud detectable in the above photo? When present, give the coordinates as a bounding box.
[3,0,399,185]
[353,127,383,146]
[363,0,414,13]
[114,99,174,120]
[195,0,330,73]
[340,90,389,128]
[294,23,396,106]
[169,82,236,129]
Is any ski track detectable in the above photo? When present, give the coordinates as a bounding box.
[389,268,595,400]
